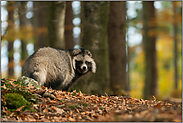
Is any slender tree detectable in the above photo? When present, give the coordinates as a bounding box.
[7,1,15,78]
[18,1,29,70]
[33,2,47,50]
[73,2,110,95]
[64,1,74,49]
[108,1,127,95]
[46,1,66,49]
[142,1,157,99]
[172,1,178,90]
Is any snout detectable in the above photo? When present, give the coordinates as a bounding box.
[80,64,88,73]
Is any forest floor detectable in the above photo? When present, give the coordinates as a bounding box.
[1,78,182,122]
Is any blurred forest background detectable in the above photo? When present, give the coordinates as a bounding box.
[1,1,182,100]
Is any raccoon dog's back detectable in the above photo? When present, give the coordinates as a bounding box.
[23,47,96,91]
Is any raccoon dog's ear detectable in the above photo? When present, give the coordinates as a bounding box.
[72,49,82,56]
[72,58,76,70]
[85,50,92,58]
[91,60,96,73]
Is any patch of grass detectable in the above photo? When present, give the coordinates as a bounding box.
[115,115,119,121]
[72,92,77,96]
[101,107,105,110]
[13,80,23,86]
[68,105,83,109]
[23,108,37,114]
[83,103,89,107]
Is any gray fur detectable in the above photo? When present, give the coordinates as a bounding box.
[22,47,96,91]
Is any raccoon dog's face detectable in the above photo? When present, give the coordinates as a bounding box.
[72,48,96,74]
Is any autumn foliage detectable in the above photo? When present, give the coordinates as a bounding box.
[1,78,182,122]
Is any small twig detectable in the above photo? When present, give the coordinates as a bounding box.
[152,95,157,102]
[104,92,109,98]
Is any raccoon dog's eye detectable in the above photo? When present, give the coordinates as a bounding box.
[76,60,82,65]
[85,61,89,65]
[85,61,92,71]
[86,61,92,67]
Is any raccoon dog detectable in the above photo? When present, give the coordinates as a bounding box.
[22,47,96,91]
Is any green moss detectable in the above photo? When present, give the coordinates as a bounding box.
[13,80,22,86]
[83,103,89,107]
[1,79,38,104]
[4,93,32,111]
[1,79,39,115]
[101,107,104,110]
[72,92,77,96]
[68,105,83,109]
[115,115,119,121]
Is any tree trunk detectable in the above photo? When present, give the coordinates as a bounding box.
[142,1,157,99]
[172,2,178,90]
[7,1,15,78]
[72,2,110,95]
[19,1,29,70]
[108,1,127,96]
[33,2,47,50]
[46,1,66,49]
[64,1,74,49]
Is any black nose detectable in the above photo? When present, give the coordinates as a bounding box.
[83,66,86,70]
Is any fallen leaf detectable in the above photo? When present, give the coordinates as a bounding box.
[27,85,35,89]
[16,116,23,122]
[43,108,48,113]
[93,114,99,119]
[43,92,56,100]
[70,110,73,116]
[61,117,67,122]
[79,91,83,96]
[81,112,85,115]
[122,99,126,105]
[155,102,162,108]
[25,115,36,122]
[34,113,39,119]
[1,95,6,105]
[21,86,26,89]
[1,84,7,89]
[14,106,25,113]
[68,116,76,122]
[113,96,118,100]
[5,110,11,115]
[50,106,64,114]
[42,86,46,89]
[83,115,93,121]
[7,81,17,87]
[9,112,14,117]
[75,108,80,113]
[35,90,46,95]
